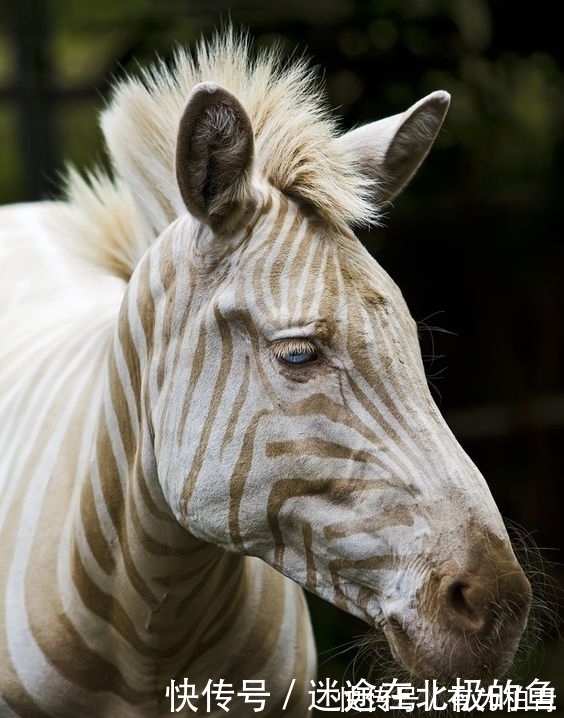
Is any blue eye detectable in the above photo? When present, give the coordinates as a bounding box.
[273,340,318,365]
[283,348,316,364]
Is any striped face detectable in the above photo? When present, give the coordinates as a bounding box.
[117,79,531,682]
[130,77,530,678]
[135,182,530,681]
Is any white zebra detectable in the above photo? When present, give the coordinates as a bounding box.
[0,29,530,718]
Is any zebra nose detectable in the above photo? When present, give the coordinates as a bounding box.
[439,560,531,636]
[442,576,489,632]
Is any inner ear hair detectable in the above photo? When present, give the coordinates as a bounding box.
[176,83,255,233]
[195,104,252,214]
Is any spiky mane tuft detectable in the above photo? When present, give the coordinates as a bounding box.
[59,28,378,280]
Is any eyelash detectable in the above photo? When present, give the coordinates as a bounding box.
[271,339,318,366]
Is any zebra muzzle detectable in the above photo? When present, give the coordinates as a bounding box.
[382,549,532,681]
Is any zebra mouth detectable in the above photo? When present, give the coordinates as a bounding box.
[382,614,429,676]
[383,614,463,680]
[383,613,499,681]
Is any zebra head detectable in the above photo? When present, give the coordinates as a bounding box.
[138,81,531,682]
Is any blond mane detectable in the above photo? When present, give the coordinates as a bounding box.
[59,28,378,280]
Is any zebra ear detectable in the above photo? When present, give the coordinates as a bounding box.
[334,90,450,204]
[176,82,256,232]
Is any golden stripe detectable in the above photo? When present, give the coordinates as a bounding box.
[324,505,414,540]
[218,565,286,679]
[222,356,250,448]
[155,244,177,393]
[266,477,391,569]
[70,546,154,656]
[80,478,116,575]
[179,303,235,508]
[228,409,271,550]
[175,322,207,446]
[265,437,378,464]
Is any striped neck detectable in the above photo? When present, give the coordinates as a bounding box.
[66,282,249,698]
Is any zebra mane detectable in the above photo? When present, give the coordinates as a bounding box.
[60,28,378,280]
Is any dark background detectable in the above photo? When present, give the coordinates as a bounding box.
[1,0,562,713]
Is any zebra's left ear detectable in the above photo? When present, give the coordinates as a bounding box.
[176,82,256,233]
[334,90,450,204]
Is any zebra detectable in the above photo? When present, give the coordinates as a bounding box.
[0,28,531,718]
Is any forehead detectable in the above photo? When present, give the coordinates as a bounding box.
[237,191,403,314]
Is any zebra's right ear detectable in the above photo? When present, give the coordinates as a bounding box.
[333,90,450,205]
[176,82,256,233]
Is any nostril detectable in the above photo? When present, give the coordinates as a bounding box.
[444,579,488,632]
[449,581,474,614]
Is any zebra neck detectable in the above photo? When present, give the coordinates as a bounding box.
[66,350,248,687]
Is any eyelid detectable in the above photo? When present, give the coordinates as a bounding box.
[271,338,318,364]
[268,323,320,342]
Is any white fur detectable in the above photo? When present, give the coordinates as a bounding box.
[58,28,379,281]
